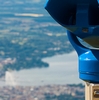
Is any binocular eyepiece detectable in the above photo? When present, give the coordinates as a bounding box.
[45,0,99,48]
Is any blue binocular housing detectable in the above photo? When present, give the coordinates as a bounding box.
[45,0,99,39]
[45,0,99,83]
[45,0,99,26]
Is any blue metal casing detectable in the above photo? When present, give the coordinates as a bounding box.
[45,0,99,82]
[67,31,99,83]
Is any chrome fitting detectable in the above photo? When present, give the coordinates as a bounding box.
[85,82,99,100]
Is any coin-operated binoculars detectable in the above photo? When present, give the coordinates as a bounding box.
[45,0,99,100]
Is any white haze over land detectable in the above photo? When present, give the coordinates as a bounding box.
[32,0,41,3]
[15,13,44,17]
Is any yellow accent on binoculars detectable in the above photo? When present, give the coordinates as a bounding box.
[83,36,99,48]
[66,27,78,32]
[65,27,99,48]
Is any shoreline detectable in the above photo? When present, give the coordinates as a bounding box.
[0,51,83,87]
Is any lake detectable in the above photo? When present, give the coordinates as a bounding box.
[2,51,83,86]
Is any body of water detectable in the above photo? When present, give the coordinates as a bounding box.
[2,51,83,86]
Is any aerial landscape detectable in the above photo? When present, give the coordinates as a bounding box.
[0,0,73,73]
[0,0,85,100]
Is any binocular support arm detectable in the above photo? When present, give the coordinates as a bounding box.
[67,30,99,100]
[67,30,99,82]
[67,30,88,55]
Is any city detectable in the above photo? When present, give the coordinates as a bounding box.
[0,84,84,100]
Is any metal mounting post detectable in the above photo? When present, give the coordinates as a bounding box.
[85,82,99,100]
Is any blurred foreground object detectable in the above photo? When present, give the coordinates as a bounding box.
[45,0,99,48]
[45,0,99,100]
